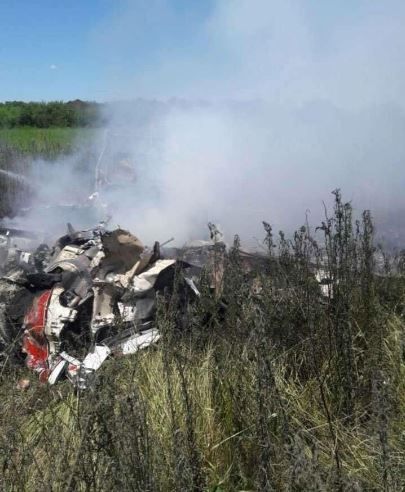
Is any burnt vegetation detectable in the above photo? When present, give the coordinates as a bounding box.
[0,190,404,491]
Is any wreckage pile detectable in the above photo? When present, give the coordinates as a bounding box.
[0,224,210,388]
[0,217,350,390]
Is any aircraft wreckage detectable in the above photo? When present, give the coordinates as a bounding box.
[0,218,338,390]
[0,223,221,389]
[0,138,233,389]
[0,138,335,390]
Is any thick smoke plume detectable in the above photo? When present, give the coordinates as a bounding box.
[94,0,405,245]
[10,1,405,246]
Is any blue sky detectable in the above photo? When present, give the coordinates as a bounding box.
[0,0,109,100]
[0,0,404,103]
[0,0,214,101]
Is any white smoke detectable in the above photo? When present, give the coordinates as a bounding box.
[9,1,405,246]
[102,101,405,245]
[89,0,405,245]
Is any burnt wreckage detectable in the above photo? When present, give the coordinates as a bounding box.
[0,216,333,389]
[0,224,208,389]
[0,137,229,389]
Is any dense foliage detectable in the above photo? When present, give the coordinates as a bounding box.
[0,100,103,128]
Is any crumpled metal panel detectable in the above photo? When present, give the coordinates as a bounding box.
[131,259,176,295]
[2,224,201,388]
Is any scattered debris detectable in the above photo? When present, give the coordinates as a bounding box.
[0,223,207,389]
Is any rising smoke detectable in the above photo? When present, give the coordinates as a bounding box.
[10,1,405,246]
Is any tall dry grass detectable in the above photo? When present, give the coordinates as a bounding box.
[0,191,404,491]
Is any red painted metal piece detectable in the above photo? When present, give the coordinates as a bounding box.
[22,290,52,382]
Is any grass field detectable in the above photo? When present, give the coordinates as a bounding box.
[0,192,404,491]
[0,127,98,158]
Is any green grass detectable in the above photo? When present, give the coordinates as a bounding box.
[0,127,98,157]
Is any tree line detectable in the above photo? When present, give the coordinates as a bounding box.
[0,100,104,128]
